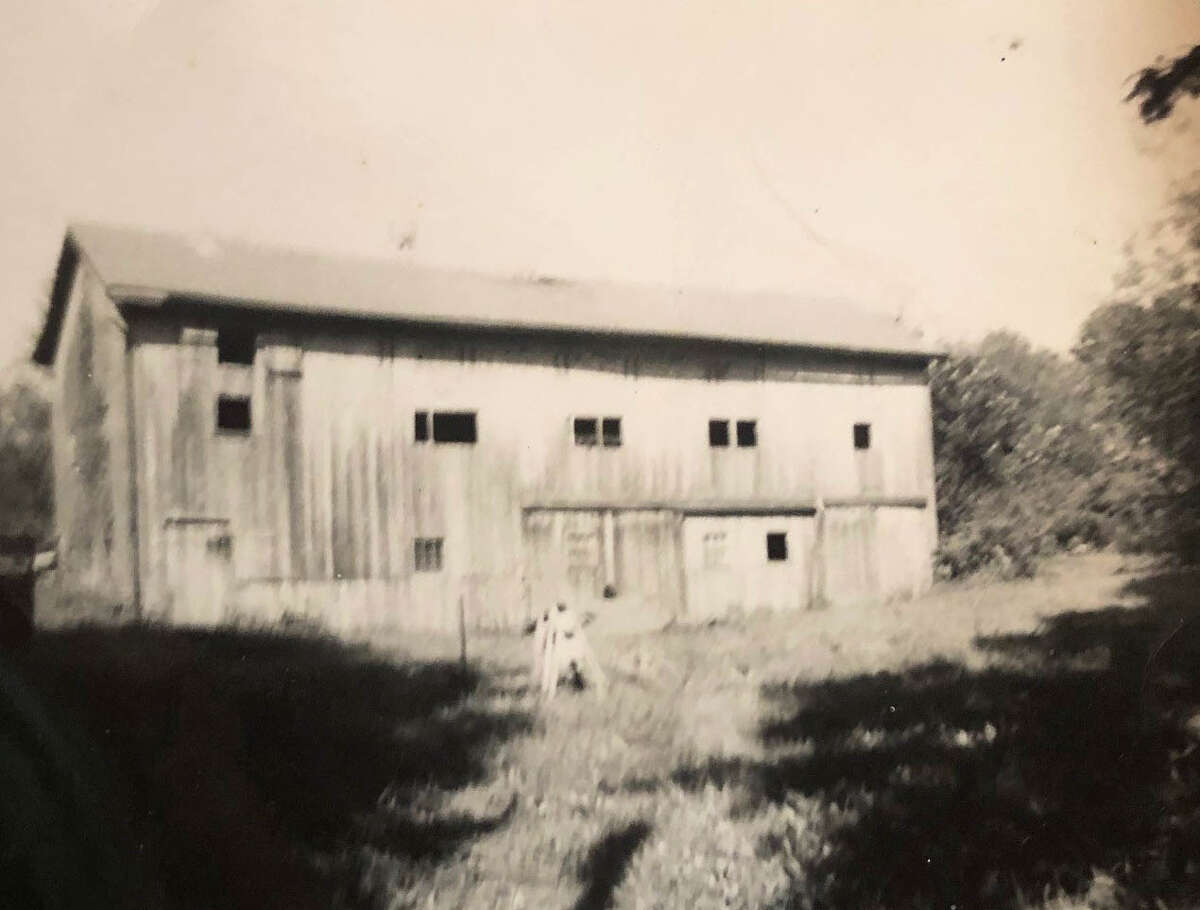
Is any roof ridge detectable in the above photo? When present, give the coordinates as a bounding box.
[69,221,887,309]
[33,222,944,366]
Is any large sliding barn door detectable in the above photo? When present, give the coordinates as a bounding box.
[521,508,683,627]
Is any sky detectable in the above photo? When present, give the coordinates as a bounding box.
[3,0,1200,369]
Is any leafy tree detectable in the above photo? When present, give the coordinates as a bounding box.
[929,346,1027,538]
[1076,300,1200,557]
[928,44,1200,574]
[0,369,52,539]
[1091,38,1200,557]
[1127,45,1200,123]
[929,330,1162,577]
[930,332,1110,533]
[1077,295,1200,473]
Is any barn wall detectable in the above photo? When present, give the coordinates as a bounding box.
[815,504,935,607]
[48,256,135,613]
[681,513,817,621]
[127,313,936,631]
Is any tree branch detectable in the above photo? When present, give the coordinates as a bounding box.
[1127,45,1200,123]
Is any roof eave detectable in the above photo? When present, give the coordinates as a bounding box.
[31,234,81,366]
[117,286,945,361]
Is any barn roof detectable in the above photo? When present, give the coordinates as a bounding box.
[33,222,943,365]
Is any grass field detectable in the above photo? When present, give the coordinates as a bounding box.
[5,552,1200,909]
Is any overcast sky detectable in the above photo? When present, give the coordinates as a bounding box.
[3,0,1200,369]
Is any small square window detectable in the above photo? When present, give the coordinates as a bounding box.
[709,419,730,447]
[736,420,757,447]
[414,537,443,572]
[216,395,251,433]
[565,529,601,569]
[602,417,622,447]
[217,328,256,365]
[574,417,598,446]
[702,531,727,568]
[854,423,871,450]
[766,532,788,561]
[414,411,429,442]
[432,411,477,443]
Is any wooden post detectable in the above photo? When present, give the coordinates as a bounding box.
[810,495,826,610]
[601,510,616,591]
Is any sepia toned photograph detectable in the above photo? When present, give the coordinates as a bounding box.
[3,2,1200,908]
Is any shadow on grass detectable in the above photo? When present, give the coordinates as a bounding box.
[5,625,532,910]
[571,820,653,910]
[666,568,1200,908]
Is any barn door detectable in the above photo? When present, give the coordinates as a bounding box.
[612,510,683,625]
[682,516,744,621]
[522,510,604,612]
[164,519,233,625]
[820,506,881,606]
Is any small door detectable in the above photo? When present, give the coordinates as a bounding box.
[681,518,743,621]
[164,519,234,625]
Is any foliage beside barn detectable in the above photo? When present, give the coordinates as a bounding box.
[0,368,52,540]
[931,177,1200,578]
[928,331,1171,579]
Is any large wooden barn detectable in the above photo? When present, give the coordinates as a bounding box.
[33,224,943,633]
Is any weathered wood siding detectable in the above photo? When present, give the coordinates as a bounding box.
[127,313,937,631]
[682,514,816,620]
[47,254,135,612]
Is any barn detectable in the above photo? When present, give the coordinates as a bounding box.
[32,223,943,634]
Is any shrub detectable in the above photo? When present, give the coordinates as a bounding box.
[928,330,1189,579]
[935,516,1040,581]
[0,372,52,540]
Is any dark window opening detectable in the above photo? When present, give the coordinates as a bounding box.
[414,537,443,572]
[432,411,477,443]
[415,410,479,443]
[217,329,257,365]
[854,423,871,450]
[216,395,252,433]
[736,420,758,447]
[574,417,599,446]
[709,419,730,447]
[602,417,622,447]
[766,532,788,561]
